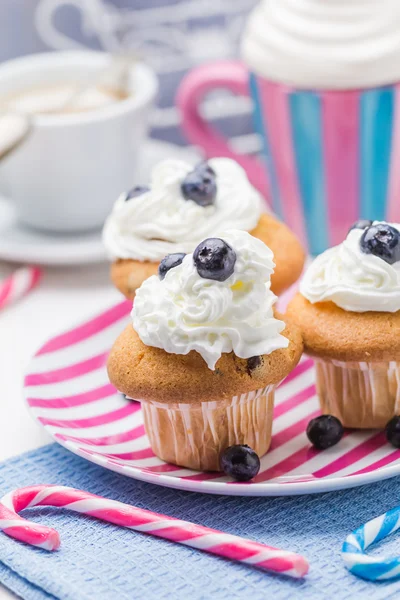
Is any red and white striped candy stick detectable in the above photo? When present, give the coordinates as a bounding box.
[0,267,41,310]
[0,485,309,578]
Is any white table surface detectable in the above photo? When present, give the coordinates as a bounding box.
[0,260,122,599]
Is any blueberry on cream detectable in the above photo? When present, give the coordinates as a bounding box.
[124,185,150,201]
[360,223,400,265]
[132,230,288,370]
[158,253,186,280]
[181,162,217,207]
[300,221,400,313]
[193,238,236,282]
[348,219,372,233]
[102,158,262,263]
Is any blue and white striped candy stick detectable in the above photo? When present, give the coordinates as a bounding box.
[342,505,400,581]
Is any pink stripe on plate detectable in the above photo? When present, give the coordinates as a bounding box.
[273,384,316,419]
[280,358,314,385]
[387,84,400,222]
[348,448,400,477]
[107,448,156,460]
[258,79,308,249]
[27,383,117,408]
[39,402,139,429]
[37,300,131,355]
[254,431,356,483]
[254,445,320,483]
[322,91,359,246]
[312,431,387,478]
[105,456,164,475]
[82,446,155,461]
[55,424,145,447]
[269,410,320,451]
[140,463,187,474]
[25,352,108,386]
[280,475,318,485]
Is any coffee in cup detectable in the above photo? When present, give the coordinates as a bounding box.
[0,51,158,233]
[2,83,129,115]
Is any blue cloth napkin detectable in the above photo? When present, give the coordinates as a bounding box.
[0,445,400,599]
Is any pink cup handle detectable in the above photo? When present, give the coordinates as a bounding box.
[177,60,270,200]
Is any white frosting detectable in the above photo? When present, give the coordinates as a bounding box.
[300,223,400,313]
[241,0,400,89]
[132,230,288,370]
[102,158,262,262]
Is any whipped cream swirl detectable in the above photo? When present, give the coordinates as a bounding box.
[242,0,400,89]
[132,230,288,370]
[102,158,262,262]
[300,223,400,312]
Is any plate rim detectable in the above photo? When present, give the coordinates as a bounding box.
[23,301,400,497]
[37,427,400,496]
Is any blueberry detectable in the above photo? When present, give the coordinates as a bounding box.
[306,415,344,450]
[193,238,236,282]
[181,162,217,207]
[348,219,372,233]
[125,185,149,201]
[385,416,400,448]
[158,253,186,280]
[196,161,216,177]
[220,445,260,481]
[360,223,400,264]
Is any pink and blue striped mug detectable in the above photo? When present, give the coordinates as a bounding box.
[178,60,400,255]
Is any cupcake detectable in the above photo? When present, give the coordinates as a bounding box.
[107,230,303,471]
[287,220,400,429]
[102,157,305,299]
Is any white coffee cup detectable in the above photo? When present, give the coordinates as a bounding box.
[0,51,158,232]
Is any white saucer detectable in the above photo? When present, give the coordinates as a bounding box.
[0,140,200,266]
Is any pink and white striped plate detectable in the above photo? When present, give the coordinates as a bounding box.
[23,300,400,496]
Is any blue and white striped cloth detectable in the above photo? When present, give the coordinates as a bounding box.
[4,443,400,599]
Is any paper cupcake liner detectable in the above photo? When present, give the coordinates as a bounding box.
[315,358,400,429]
[141,385,276,471]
